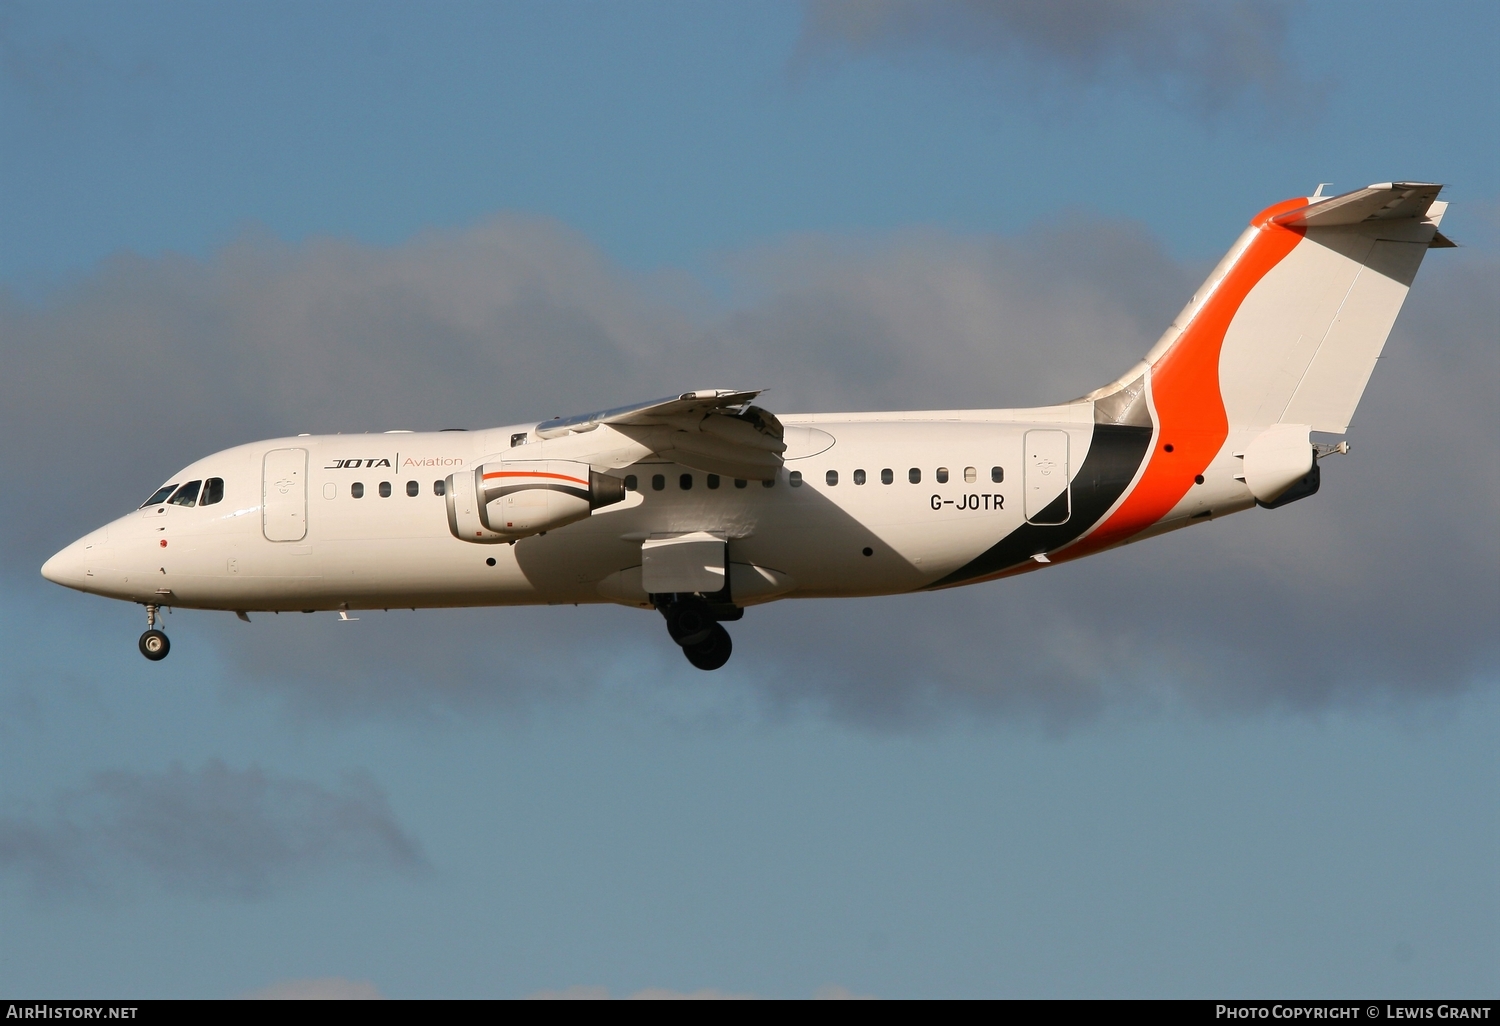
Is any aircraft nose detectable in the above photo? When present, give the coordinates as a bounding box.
[41,529,104,588]
[41,545,75,584]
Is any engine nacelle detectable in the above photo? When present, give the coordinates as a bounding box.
[445,460,625,543]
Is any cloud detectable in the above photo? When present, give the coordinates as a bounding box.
[241,977,384,1000]
[794,0,1310,120]
[0,760,426,900]
[4,204,1494,727]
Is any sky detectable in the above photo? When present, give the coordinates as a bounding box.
[1,0,1497,999]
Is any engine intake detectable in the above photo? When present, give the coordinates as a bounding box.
[445,460,626,543]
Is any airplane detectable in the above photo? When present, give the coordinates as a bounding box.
[41,182,1453,671]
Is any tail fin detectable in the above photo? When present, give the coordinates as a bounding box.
[1090,181,1448,434]
[1218,182,1448,433]
[1072,182,1448,547]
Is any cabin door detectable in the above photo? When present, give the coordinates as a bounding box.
[1024,430,1070,525]
[262,448,308,542]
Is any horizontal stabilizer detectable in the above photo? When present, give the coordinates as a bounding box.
[1271,182,1443,228]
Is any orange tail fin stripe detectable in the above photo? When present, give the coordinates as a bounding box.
[1065,200,1306,558]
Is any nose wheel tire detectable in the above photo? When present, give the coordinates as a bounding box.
[682,622,732,671]
[139,629,170,661]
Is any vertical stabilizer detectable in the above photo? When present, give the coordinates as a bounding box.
[1219,183,1447,434]
[1068,182,1447,552]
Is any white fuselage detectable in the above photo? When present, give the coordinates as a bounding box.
[40,405,1254,615]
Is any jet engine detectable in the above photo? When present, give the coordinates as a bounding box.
[445,460,626,543]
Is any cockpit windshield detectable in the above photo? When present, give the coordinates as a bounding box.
[167,481,202,507]
[140,484,178,509]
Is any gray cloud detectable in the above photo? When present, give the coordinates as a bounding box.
[4,206,1494,727]
[0,760,426,900]
[795,0,1309,120]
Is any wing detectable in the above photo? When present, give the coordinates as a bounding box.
[534,389,765,438]
[531,389,788,481]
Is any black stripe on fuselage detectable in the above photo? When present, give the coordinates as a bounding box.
[927,423,1153,589]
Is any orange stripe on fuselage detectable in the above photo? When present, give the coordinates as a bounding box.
[1059,198,1306,560]
[481,471,590,486]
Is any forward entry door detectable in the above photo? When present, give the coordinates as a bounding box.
[1024,430,1070,525]
[262,448,308,542]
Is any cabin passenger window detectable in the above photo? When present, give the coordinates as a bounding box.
[624,475,638,491]
[140,484,178,508]
[789,471,803,487]
[379,481,392,498]
[707,474,720,489]
[991,466,1004,483]
[735,479,747,488]
[762,478,775,488]
[406,480,419,497]
[853,469,866,485]
[680,474,693,490]
[433,480,445,496]
[351,482,364,498]
[880,469,893,485]
[909,468,921,484]
[826,470,838,486]
[964,467,976,484]
[201,478,225,506]
[936,467,949,484]
[168,481,202,507]
[652,474,666,491]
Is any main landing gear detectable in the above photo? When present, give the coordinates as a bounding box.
[139,603,170,661]
[658,596,734,671]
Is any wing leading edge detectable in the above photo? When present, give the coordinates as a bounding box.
[534,389,765,438]
[531,389,787,481]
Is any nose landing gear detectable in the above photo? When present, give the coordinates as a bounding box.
[658,596,734,671]
[139,604,170,661]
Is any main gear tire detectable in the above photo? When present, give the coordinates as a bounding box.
[683,623,732,671]
[664,600,714,647]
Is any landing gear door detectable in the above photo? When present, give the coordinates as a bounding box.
[641,532,728,595]
[1024,430,1070,526]
[262,447,308,542]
